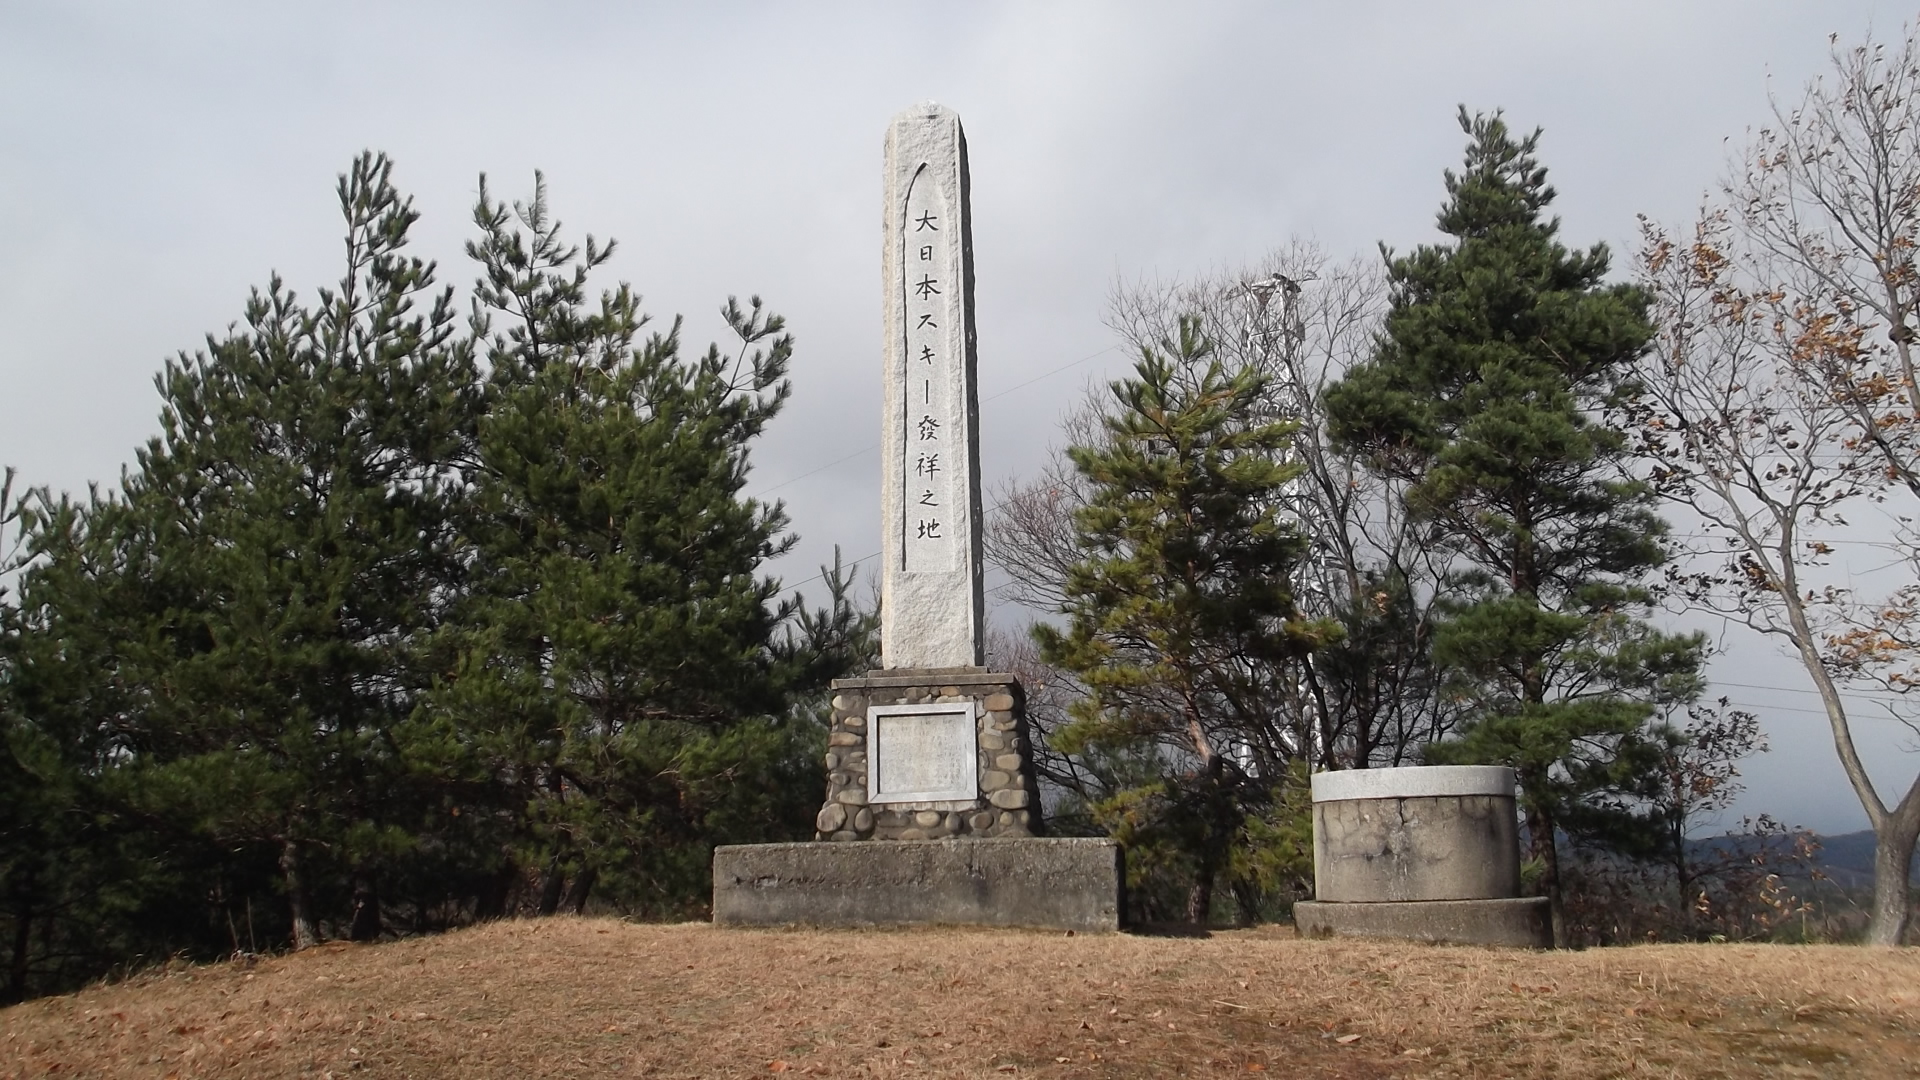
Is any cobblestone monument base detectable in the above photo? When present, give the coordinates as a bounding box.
[713,838,1123,932]
[815,668,1041,841]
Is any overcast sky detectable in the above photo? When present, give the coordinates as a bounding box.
[3,1,1915,834]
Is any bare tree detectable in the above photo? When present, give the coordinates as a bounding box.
[987,241,1465,774]
[985,395,1106,617]
[1633,26,1920,944]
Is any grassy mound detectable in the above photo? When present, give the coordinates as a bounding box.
[4,918,1918,1078]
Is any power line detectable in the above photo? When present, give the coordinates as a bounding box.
[783,549,881,597]
[1713,679,1907,702]
[980,344,1121,405]
[782,482,1040,596]
[749,344,1120,499]
[1668,533,1901,547]
[1721,698,1916,720]
[747,445,874,500]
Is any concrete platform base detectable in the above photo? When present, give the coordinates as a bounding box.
[1293,897,1551,948]
[713,838,1123,933]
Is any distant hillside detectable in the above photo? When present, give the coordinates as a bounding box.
[1689,829,1919,891]
[1800,830,1920,889]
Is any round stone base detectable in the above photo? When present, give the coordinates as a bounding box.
[1293,897,1551,949]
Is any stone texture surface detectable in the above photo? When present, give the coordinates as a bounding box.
[712,838,1122,932]
[1293,898,1551,948]
[816,669,1041,841]
[881,103,984,670]
[1312,794,1521,902]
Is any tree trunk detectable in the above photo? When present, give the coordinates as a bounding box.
[5,897,30,1004]
[1867,800,1920,946]
[1769,580,1920,946]
[1185,871,1214,925]
[1232,881,1261,926]
[280,838,320,950]
[1524,805,1565,948]
[348,873,382,942]
[536,854,566,917]
[1186,756,1229,925]
[1664,803,1695,937]
[563,867,598,915]
[475,861,515,921]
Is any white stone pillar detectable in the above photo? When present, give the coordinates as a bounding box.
[880,101,985,670]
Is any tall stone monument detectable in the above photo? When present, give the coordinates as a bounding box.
[880,102,985,670]
[813,102,1038,843]
[711,104,1123,931]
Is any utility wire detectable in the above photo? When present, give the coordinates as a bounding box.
[747,445,873,500]
[1713,678,1908,702]
[1721,698,1916,720]
[1668,533,1903,547]
[779,478,1052,591]
[980,344,1122,404]
[749,344,1120,499]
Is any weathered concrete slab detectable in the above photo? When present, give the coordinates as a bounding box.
[1293,897,1551,948]
[713,838,1122,932]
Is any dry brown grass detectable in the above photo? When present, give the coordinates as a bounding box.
[4,918,1919,1079]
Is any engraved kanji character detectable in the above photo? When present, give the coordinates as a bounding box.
[914,453,941,477]
[914,275,941,299]
[919,244,934,261]
[919,489,938,507]
[916,519,943,538]
[916,414,941,441]
[915,211,939,231]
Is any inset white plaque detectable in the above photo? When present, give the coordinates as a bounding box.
[867,702,978,804]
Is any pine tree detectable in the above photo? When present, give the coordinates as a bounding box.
[1036,317,1330,923]
[1323,110,1706,944]
[434,175,817,914]
[3,490,247,997]
[19,153,481,950]
[0,155,865,983]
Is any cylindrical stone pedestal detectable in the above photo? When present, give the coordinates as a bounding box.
[1294,766,1550,948]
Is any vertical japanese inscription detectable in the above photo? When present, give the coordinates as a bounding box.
[900,164,955,572]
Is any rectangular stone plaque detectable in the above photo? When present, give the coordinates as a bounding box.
[868,702,977,804]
